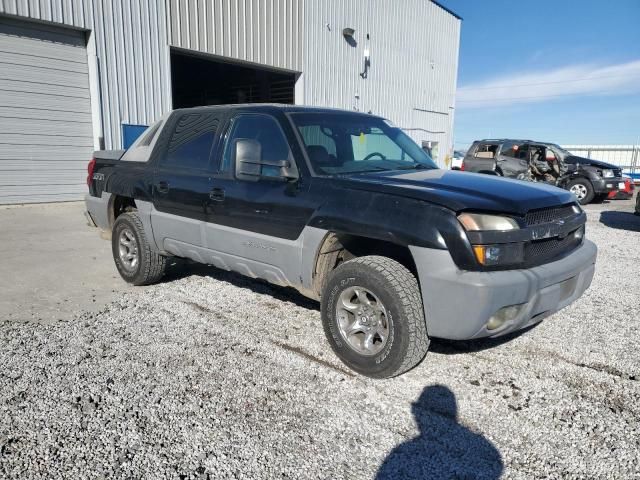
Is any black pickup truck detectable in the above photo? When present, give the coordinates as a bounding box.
[85,105,597,378]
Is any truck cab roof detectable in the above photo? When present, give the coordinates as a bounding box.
[172,103,385,119]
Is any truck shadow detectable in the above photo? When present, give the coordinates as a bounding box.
[376,384,503,479]
[599,210,640,232]
[162,258,319,310]
[429,325,539,355]
[162,258,539,354]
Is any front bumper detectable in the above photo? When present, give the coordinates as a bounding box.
[410,240,597,340]
[609,190,633,200]
[592,177,625,194]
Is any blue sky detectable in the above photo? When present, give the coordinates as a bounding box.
[441,0,640,149]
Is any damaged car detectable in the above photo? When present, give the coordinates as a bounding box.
[462,139,625,204]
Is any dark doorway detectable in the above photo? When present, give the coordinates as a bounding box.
[170,49,297,108]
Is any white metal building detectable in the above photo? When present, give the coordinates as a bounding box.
[0,0,461,204]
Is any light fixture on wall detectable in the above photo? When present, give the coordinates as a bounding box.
[360,47,370,79]
[342,27,357,48]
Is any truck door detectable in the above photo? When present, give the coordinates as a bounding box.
[203,113,316,286]
[496,141,528,178]
[467,142,499,173]
[151,112,224,251]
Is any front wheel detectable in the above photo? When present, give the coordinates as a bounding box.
[321,256,429,378]
[567,178,595,205]
[112,212,166,285]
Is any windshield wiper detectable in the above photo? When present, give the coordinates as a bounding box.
[396,163,433,170]
[345,167,392,173]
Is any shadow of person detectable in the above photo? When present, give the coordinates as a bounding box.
[376,385,503,480]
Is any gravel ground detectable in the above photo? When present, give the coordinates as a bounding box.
[1,199,639,479]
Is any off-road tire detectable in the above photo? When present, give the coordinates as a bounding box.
[112,212,166,286]
[567,178,595,205]
[321,255,429,378]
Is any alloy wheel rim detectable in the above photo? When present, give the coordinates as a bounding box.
[118,228,139,271]
[335,286,389,356]
[570,184,587,200]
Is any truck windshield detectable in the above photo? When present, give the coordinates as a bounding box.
[290,113,438,175]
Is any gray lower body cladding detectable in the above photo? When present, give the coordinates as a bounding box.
[85,195,327,297]
[411,240,597,340]
[148,203,327,298]
[85,192,111,230]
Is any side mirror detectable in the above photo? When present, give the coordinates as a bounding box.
[235,138,262,182]
[234,138,298,182]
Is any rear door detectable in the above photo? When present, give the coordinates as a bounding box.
[465,142,499,172]
[496,141,528,178]
[151,111,225,250]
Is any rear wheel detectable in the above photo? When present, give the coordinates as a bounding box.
[567,178,595,205]
[112,212,166,285]
[321,256,429,378]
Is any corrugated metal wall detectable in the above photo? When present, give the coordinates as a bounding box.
[0,0,171,150]
[0,0,460,165]
[165,0,304,73]
[303,0,460,165]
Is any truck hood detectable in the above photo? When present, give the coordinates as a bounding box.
[565,155,618,170]
[344,169,575,215]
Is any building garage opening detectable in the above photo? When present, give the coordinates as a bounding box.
[171,50,297,108]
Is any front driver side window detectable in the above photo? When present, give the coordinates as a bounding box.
[221,114,293,178]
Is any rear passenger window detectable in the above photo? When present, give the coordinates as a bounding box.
[165,131,215,169]
[473,143,498,159]
[164,113,219,169]
[500,141,526,159]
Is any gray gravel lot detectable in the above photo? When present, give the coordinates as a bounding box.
[1,198,639,479]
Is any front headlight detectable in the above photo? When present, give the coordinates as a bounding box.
[458,213,522,267]
[458,213,519,231]
[602,169,615,178]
